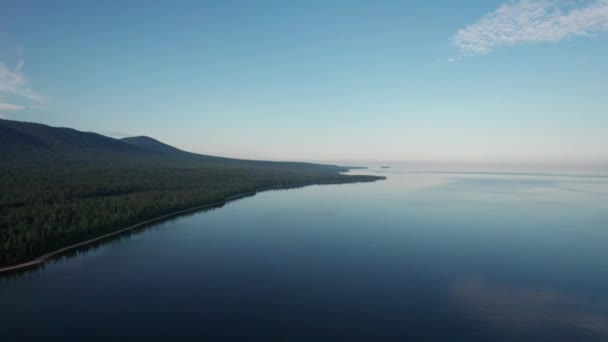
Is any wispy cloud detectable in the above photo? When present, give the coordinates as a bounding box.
[0,102,25,111]
[452,0,608,55]
[0,58,45,118]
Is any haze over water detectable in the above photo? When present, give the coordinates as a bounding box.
[2,167,608,341]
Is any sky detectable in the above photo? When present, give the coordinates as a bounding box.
[1,0,607,166]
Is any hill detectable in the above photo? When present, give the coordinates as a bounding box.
[120,136,189,156]
[0,119,383,269]
[0,119,142,154]
[0,119,347,170]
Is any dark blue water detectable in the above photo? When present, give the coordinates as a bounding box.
[2,169,608,341]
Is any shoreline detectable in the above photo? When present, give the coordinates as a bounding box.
[0,178,383,275]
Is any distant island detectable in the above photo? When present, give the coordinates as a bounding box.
[381,166,391,169]
[0,119,384,270]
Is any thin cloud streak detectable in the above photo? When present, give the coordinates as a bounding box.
[452,0,608,55]
[0,103,25,111]
[0,58,45,118]
[0,102,24,119]
[0,60,37,98]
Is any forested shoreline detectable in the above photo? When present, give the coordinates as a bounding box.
[0,119,384,268]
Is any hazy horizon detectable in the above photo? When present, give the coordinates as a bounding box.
[1,0,607,165]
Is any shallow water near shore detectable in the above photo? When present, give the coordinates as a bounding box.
[2,168,608,341]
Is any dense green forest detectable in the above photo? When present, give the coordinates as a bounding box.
[0,119,383,267]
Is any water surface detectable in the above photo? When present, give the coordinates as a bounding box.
[2,169,608,341]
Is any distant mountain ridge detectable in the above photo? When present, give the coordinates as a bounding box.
[0,119,346,170]
[0,119,205,159]
[0,119,137,152]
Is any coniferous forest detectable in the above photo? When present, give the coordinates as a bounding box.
[0,119,383,267]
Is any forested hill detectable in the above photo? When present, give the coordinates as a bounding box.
[0,119,143,155]
[0,119,228,162]
[0,118,346,170]
[120,136,189,156]
[0,119,384,268]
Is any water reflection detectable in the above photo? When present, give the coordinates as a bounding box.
[450,277,608,336]
[440,177,560,193]
[438,176,608,195]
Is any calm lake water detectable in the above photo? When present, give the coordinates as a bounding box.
[2,168,608,341]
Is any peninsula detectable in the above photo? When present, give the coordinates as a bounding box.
[0,119,384,270]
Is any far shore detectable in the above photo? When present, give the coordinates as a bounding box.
[0,177,384,275]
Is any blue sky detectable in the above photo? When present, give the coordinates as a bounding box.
[1,0,607,165]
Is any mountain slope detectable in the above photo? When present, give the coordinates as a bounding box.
[0,119,217,162]
[120,136,188,156]
[0,119,141,154]
[0,118,346,170]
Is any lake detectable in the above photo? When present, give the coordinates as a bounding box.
[2,168,608,341]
